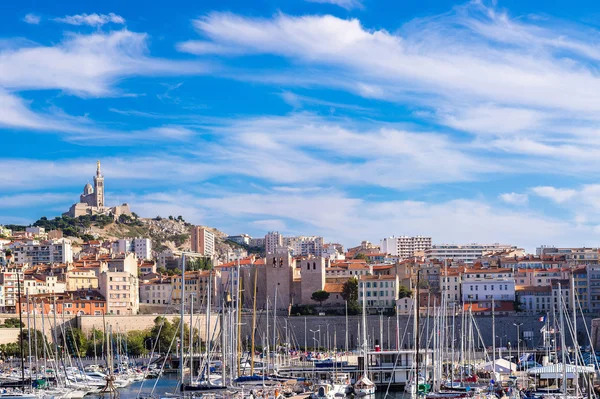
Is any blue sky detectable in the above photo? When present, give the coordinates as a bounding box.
[3,0,600,250]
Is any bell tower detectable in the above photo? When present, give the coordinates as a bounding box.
[93,160,104,207]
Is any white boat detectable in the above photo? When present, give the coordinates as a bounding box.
[354,375,376,397]
[310,383,335,399]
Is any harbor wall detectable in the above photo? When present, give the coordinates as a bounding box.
[0,313,596,350]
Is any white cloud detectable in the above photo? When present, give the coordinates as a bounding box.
[119,189,600,250]
[23,14,41,25]
[250,219,287,230]
[0,193,72,208]
[53,13,125,27]
[499,192,528,205]
[305,0,364,11]
[532,186,577,203]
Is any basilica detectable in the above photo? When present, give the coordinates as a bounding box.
[64,161,132,218]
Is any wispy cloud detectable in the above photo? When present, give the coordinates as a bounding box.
[532,186,577,204]
[53,13,125,27]
[305,0,364,11]
[499,192,528,205]
[23,13,41,25]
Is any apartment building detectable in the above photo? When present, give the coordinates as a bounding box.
[114,237,152,260]
[10,238,73,265]
[172,270,219,306]
[140,277,173,305]
[462,268,515,303]
[380,236,432,258]
[0,265,25,312]
[98,253,139,315]
[517,286,553,314]
[426,244,516,264]
[23,273,66,295]
[265,231,283,254]
[191,227,215,256]
[17,290,106,316]
[358,274,400,310]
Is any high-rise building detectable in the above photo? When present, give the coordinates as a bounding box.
[265,231,283,254]
[380,236,432,259]
[191,227,215,256]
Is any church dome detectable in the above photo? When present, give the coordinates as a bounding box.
[83,182,93,195]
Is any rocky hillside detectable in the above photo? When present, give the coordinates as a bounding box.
[27,214,236,259]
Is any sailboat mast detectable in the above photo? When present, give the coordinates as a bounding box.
[571,274,578,396]
[237,261,242,378]
[492,296,496,375]
[559,283,567,395]
[17,272,25,392]
[206,271,211,381]
[189,292,194,386]
[250,265,258,375]
[415,269,420,389]
[180,254,186,384]
[362,278,368,376]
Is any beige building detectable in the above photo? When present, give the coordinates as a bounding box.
[359,274,400,311]
[191,227,215,256]
[98,253,139,315]
[66,265,100,291]
[140,276,173,305]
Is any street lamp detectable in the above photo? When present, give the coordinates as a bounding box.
[507,341,512,374]
[310,329,320,351]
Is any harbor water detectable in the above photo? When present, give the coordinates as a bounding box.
[89,373,408,399]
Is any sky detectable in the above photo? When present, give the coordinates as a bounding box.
[3,0,600,250]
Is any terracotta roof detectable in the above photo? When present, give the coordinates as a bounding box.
[463,301,514,312]
[323,283,344,293]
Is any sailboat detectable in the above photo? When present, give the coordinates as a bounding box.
[176,254,228,394]
[354,280,376,397]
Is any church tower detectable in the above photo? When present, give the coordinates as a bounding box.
[93,160,104,207]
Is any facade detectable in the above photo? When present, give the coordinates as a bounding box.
[249,237,265,248]
[227,234,251,246]
[380,236,432,259]
[358,275,400,310]
[64,161,131,218]
[283,236,324,257]
[11,238,73,265]
[441,268,463,302]
[517,286,553,314]
[426,244,517,264]
[114,237,152,260]
[225,247,248,263]
[98,253,139,315]
[171,270,219,306]
[265,231,283,254]
[25,227,45,237]
[18,291,106,316]
[191,227,215,256]
[24,274,66,295]
[537,246,600,265]
[66,265,99,291]
[140,277,173,305]
[0,265,25,312]
[462,268,515,303]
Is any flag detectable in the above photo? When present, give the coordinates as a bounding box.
[539,316,546,322]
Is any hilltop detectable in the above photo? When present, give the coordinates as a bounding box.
[11,214,238,258]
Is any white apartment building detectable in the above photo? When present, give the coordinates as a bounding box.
[441,271,462,302]
[24,274,66,295]
[227,234,251,246]
[0,265,24,312]
[462,268,515,303]
[25,227,45,236]
[380,236,432,258]
[358,275,399,310]
[537,246,600,266]
[283,236,324,257]
[114,237,152,260]
[265,231,283,254]
[11,238,73,265]
[226,247,248,263]
[426,243,516,264]
[191,227,215,256]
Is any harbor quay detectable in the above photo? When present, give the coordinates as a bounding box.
[0,313,596,349]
